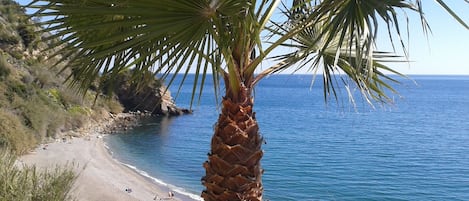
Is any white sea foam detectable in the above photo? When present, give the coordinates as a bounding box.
[104,142,202,201]
[103,144,111,153]
[121,162,204,201]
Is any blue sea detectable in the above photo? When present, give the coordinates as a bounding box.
[105,75,469,200]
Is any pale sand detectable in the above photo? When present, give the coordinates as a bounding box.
[20,134,200,201]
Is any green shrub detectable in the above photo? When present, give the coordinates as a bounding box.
[68,105,90,115]
[17,93,71,140]
[17,25,36,48]
[0,83,10,110]
[0,23,20,45]
[0,149,76,201]
[6,80,34,100]
[58,88,83,108]
[0,55,12,80]
[46,88,84,109]
[64,114,87,131]
[36,70,54,88]
[0,109,36,154]
[47,88,61,103]
[9,50,24,60]
[104,99,124,114]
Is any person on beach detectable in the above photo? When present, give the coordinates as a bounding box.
[168,191,174,198]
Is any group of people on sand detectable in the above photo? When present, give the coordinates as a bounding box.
[153,191,174,200]
[125,187,174,200]
[153,191,175,200]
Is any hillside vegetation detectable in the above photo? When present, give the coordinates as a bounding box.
[0,151,76,201]
[0,0,123,154]
[0,2,189,200]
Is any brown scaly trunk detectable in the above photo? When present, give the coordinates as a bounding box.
[201,85,263,201]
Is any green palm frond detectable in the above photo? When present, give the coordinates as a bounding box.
[256,0,419,105]
[28,0,275,105]
[28,0,246,105]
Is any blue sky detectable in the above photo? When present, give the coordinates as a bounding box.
[384,1,468,75]
[15,0,468,75]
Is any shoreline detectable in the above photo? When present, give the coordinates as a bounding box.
[19,113,201,201]
[103,139,203,201]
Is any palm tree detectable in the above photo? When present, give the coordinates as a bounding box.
[28,0,466,200]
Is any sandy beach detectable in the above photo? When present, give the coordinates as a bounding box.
[19,133,200,201]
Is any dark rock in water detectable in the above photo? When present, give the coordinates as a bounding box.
[103,71,191,116]
[117,85,191,116]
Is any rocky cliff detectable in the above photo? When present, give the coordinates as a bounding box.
[117,84,192,116]
[101,70,191,116]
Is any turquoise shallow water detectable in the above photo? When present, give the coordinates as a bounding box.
[105,75,469,200]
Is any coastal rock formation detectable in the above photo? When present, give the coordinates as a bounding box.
[103,71,191,116]
[59,111,151,139]
[116,84,191,116]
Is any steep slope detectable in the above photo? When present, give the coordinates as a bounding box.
[0,0,187,154]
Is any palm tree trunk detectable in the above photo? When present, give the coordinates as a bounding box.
[201,86,263,201]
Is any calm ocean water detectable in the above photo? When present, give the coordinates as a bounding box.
[105,75,469,200]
